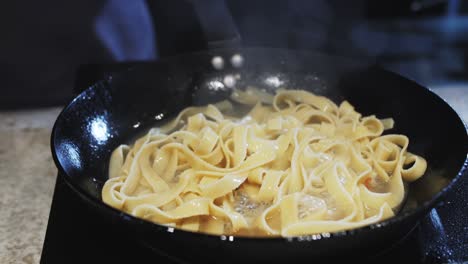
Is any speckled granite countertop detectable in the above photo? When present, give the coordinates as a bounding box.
[0,107,61,264]
[0,88,466,264]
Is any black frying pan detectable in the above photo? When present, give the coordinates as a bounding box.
[50,2,468,263]
[51,47,468,263]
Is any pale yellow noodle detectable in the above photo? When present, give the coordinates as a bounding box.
[102,89,427,237]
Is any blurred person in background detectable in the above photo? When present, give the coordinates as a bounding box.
[0,0,365,109]
[0,0,157,108]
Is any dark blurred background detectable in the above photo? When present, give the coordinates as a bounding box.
[1,0,467,108]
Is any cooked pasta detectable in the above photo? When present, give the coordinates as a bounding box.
[102,89,427,237]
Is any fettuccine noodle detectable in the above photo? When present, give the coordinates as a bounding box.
[102,89,427,237]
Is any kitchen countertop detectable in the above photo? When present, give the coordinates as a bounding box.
[0,87,466,264]
[0,107,61,264]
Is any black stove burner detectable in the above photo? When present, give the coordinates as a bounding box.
[40,63,468,264]
[40,175,176,263]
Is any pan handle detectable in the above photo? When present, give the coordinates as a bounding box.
[190,0,241,49]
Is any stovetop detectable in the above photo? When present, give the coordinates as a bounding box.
[40,63,468,264]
